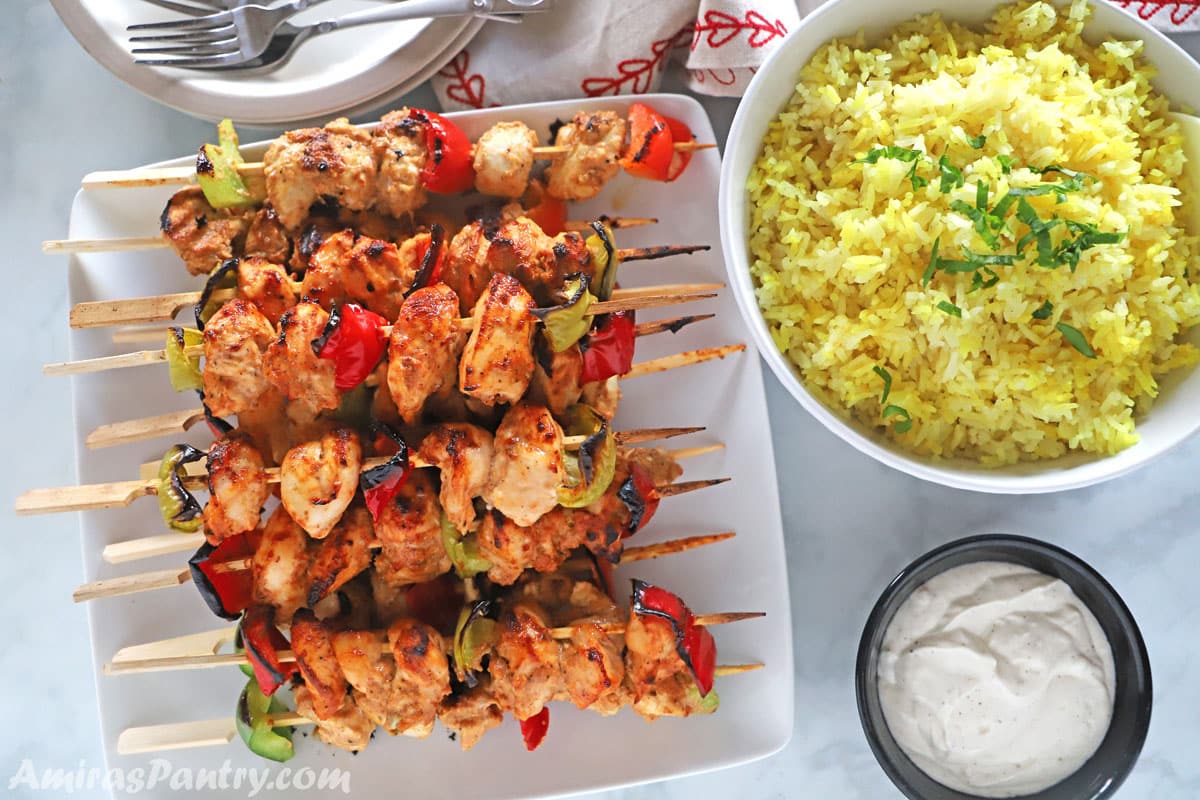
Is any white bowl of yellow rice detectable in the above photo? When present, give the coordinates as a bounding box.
[721,0,1200,493]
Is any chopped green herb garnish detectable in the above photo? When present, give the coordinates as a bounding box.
[922,237,941,287]
[1032,301,1054,320]
[976,181,990,212]
[1056,322,1097,358]
[1007,171,1096,202]
[968,267,1000,294]
[873,366,893,404]
[968,134,988,149]
[997,154,1015,174]
[907,160,929,191]
[937,300,962,317]
[855,146,924,165]
[882,405,914,434]
[1055,221,1127,272]
[949,199,1002,250]
[938,156,964,194]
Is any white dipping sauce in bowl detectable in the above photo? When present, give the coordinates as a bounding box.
[877,561,1116,798]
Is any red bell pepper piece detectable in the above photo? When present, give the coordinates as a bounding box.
[664,116,696,182]
[407,224,447,295]
[188,531,259,620]
[360,424,413,522]
[580,311,637,385]
[525,197,568,237]
[240,605,298,696]
[631,580,717,696]
[620,103,674,182]
[616,462,661,536]
[311,302,388,392]
[519,707,550,752]
[404,574,464,635]
[409,109,475,195]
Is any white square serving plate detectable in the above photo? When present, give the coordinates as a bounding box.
[65,94,793,799]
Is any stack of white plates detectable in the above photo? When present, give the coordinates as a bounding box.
[50,0,485,124]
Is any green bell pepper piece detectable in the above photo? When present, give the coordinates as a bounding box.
[197,119,263,209]
[165,327,204,392]
[235,678,295,763]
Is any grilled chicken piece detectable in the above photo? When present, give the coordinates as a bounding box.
[387,285,465,424]
[244,206,292,265]
[473,122,539,198]
[368,571,410,626]
[236,388,291,465]
[486,218,591,307]
[293,684,374,752]
[545,111,628,201]
[332,630,400,732]
[438,677,504,751]
[306,506,376,607]
[159,187,251,276]
[477,503,623,586]
[441,221,493,314]
[252,505,310,623]
[202,434,268,544]
[386,619,452,737]
[302,230,419,321]
[263,300,340,412]
[291,609,349,720]
[483,404,564,527]
[488,602,565,721]
[263,118,378,230]
[530,338,584,417]
[373,109,428,218]
[418,424,494,534]
[237,256,297,326]
[625,608,717,721]
[581,375,621,419]
[373,470,451,586]
[279,428,362,540]
[618,446,683,486]
[202,298,275,418]
[459,274,537,407]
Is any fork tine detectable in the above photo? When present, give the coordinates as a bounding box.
[131,42,239,57]
[127,10,230,32]
[135,51,247,68]
[136,0,221,15]
[129,26,236,44]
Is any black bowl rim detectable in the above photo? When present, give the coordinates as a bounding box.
[854,533,1153,800]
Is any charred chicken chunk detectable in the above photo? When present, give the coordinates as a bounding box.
[386,284,465,424]
[293,685,374,752]
[302,229,419,321]
[530,338,584,417]
[438,677,504,751]
[202,298,275,418]
[202,434,268,544]
[473,121,539,198]
[625,609,717,721]
[279,428,362,540]
[291,609,349,720]
[487,602,565,721]
[459,274,537,407]
[331,630,399,732]
[306,505,376,607]
[159,186,251,276]
[441,221,493,314]
[263,118,378,230]
[545,111,627,201]
[483,404,564,527]
[418,423,494,535]
[385,619,452,737]
[252,505,310,623]
[237,256,297,326]
[243,206,292,265]
[373,470,451,586]
[263,300,340,412]
[373,109,428,218]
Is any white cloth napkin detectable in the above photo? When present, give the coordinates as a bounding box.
[431,0,1199,110]
[432,0,801,109]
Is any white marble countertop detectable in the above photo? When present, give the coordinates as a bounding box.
[3,2,1200,798]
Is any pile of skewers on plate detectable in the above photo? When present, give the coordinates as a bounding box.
[18,102,763,762]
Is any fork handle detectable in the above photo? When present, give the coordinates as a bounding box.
[314,0,492,32]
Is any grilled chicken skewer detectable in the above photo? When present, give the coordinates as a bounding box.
[46,288,720,377]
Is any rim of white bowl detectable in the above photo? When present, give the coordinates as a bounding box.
[720,0,1200,494]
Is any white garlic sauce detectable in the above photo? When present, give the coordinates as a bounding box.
[877,561,1116,798]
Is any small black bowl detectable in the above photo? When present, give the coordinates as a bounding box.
[856,534,1152,800]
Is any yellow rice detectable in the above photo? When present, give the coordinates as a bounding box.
[747,0,1200,465]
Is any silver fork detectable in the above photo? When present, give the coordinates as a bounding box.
[129,0,550,69]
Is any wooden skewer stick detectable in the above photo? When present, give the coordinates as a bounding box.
[83,142,717,192]
[19,431,718,517]
[70,277,719,330]
[45,216,662,257]
[116,660,757,757]
[623,344,746,380]
[106,610,761,675]
[86,528,735,607]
